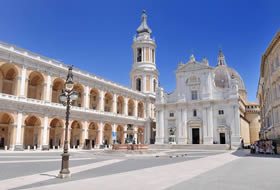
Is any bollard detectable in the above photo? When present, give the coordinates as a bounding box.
[28,146,30,151]
[53,146,55,150]
[4,146,8,151]
[34,146,36,150]
[78,145,80,149]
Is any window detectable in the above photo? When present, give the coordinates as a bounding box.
[218,110,224,115]
[275,111,279,124]
[152,49,155,63]
[271,63,274,73]
[191,90,198,100]
[276,56,279,68]
[193,109,197,117]
[136,78,141,91]
[169,112,174,117]
[153,79,157,92]
[137,48,142,62]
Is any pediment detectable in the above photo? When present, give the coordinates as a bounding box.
[176,62,213,73]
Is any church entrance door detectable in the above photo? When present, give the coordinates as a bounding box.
[0,137,4,148]
[192,128,199,144]
[220,133,226,144]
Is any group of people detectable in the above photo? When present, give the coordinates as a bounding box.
[250,140,277,154]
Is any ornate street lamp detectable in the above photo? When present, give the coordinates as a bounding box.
[58,66,78,179]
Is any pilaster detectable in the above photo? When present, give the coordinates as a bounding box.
[113,94,117,113]
[124,97,128,115]
[42,115,49,149]
[85,86,89,109]
[45,74,51,102]
[100,90,104,111]
[20,65,26,97]
[15,112,24,150]
[134,100,138,117]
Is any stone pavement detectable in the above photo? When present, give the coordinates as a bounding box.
[0,149,279,190]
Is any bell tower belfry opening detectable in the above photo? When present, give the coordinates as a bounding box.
[130,9,159,94]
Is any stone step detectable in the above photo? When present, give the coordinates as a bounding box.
[148,144,237,150]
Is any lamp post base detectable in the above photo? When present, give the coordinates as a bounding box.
[58,173,71,179]
[59,152,71,179]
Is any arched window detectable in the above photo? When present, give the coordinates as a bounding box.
[27,71,44,100]
[104,92,113,112]
[52,78,64,103]
[136,78,141,91]
[0,64,18,96]
[137,48,142,62]
[153,79,157,92]
[193,109,197,117]
[89,88,100,110]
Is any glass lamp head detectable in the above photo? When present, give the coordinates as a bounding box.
[71,91,78,101]
[65,81,74,91]
[59,94,67,103]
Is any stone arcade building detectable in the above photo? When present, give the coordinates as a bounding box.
[0,11,159,150]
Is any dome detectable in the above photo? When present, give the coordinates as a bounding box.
[214,65,230,89]
[214,65,246,90]
[214,49,246,91]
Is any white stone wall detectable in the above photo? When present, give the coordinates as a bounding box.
[155,56,240,145]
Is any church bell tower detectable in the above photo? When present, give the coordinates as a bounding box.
[130,9,159,95]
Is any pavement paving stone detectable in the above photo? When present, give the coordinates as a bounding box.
[2,149,278,190]
[0,158,105,181]
[166,154,280,190]
[12,151,222,190]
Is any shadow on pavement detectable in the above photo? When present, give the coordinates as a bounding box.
[231,149,280,158]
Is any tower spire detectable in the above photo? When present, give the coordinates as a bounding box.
[217,47,226,66]
[136,9,152,34]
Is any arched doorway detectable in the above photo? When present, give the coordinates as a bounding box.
[137,102,144,118]
[0,112,14,149]
[103,123,112,147]
[24,115,41,149]
[70,120,83,148]
[117,96,124,114]
[27,71,44,100]
[0,63,18,95]
[49,118,64,148]
[89,88,100,110]
[116,125,124,144]
[88,122,98,149]
[137,127,144,144]
[51,78,64,103]
[128,99,135,116]
[73,84,84,107]
[104,92,113,112]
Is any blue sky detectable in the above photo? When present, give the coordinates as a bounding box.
[1,0,279,101]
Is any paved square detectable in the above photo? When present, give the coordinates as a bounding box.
[0,149,279,190]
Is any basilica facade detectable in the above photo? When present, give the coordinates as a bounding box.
[155,50,260,146]
[0,10,158,150]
